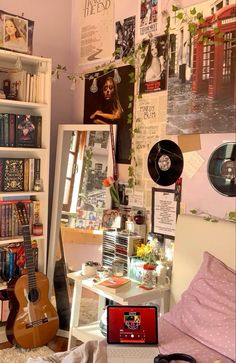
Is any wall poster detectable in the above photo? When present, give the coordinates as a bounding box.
[166,0,236,135]
[139,34,168,94]
[83,65,135,164]
[115,16,135,60]
[78,0,114,64]
[139,0,158,36]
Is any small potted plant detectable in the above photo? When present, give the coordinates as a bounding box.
[82,261,100,277]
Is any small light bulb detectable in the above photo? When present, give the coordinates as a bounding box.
[90,78,98,93]
[114,69,121,84]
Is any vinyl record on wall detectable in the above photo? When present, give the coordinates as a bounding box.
[207,142,236,197]
[147,139,184,186]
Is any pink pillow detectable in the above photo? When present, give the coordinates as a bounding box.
[164,251,236,360]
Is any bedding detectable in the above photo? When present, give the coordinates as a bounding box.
[158,317,234,363]
[164,252,236,361]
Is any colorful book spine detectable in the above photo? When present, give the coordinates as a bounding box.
[8,114,16,147]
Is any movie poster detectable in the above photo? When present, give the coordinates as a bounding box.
[139,34,168,94]
[78,0,114,64]
[140,0,158,36]
[115,16,135,60]
[83,65,135,164]
[166,0,236,135]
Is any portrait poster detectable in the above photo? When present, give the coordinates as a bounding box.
[140,0,158,36]
[139,34,168,94]
[0,10,34,54]
[83,65,135,164]
[78,0,114,64]
[115,16,135,60]
[166,0,236,135]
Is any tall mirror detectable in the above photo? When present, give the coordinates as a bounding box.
[47,124,115,329]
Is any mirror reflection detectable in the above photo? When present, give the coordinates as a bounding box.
[62,129,111,228]
[47,124,115,331]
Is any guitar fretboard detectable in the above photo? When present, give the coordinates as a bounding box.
[22,225,37,290]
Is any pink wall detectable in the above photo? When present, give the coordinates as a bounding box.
[0,0,74,220]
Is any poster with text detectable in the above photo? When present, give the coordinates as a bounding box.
[115,16,135,60]
[79,0,114,64]
[140,0,158,36]
[166,0,236,135]
[139,34,168,94]
[83,65,135,164]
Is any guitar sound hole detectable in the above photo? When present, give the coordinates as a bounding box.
[28,288,39,302]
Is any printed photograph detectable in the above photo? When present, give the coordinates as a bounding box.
[166,0,236,135]
[139,34,168,94]
[84,65,135,164]
[0,10,34,54]
[115,16,135,60]
[140,0,158,35]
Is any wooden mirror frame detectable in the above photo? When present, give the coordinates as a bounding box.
[47,124,116,296]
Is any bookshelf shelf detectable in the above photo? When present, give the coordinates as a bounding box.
[0,191,47,197]
[0,99,48,109]
[0,234,46,246]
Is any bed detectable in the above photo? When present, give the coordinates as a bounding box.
[28,214,236,363]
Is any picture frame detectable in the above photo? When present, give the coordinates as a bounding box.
[151,187,179,239]
[0,10,34,54]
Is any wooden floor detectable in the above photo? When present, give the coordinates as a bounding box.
[0,335,71,352]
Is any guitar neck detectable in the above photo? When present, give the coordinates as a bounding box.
[22,225,37,289]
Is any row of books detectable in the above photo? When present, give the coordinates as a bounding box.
[0,242,38,281]
[6,70,46,104]
[0,241,39,322]
[0,157,41,192]
[0,113,42,148]
[0,199,40,238]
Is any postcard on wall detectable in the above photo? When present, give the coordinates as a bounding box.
[139,0,158,36]
[139,34,168,94]
[115,16,135,60]
[78,0,114,64]
[0,10,34,54]
[83,65,135,164]
[166,0,235,135]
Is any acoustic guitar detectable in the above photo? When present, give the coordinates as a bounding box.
[6,202,59,349]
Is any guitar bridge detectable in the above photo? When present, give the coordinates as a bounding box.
[26,317,49,328]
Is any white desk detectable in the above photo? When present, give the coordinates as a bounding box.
[67,271,170,349]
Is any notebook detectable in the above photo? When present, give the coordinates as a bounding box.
[106,305,159,363]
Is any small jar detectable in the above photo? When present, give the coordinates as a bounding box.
[33,179,43,192]
[112,259,124,277]
[32,223,43,236]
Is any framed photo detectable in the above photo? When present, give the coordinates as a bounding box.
[151,188,179,239]
[0,10,34,54]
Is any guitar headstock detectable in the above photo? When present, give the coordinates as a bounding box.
[16,202,29,227]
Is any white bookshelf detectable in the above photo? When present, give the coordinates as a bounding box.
[0,49,52,341]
